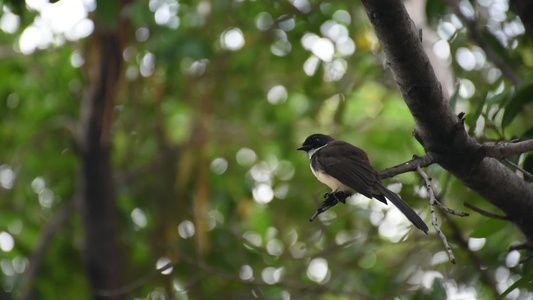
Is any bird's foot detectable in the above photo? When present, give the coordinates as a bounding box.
[323,191,350,203]
[311,192,352,222]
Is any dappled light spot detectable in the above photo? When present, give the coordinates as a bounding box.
[6,94,19,109]
[135,27,150,42]
[433,39,451,62]
[172,278,186,293]
[31,177,45,194]
[12,256,28,274]
[255,12,273,31]
[271,38,292,56]
[19,0,94,54]
[303,55,320,76]
[266,239,284,256]
[0,8,20,34]
[253,183,274,204]
[131,208,148,229]
[236,148,257,166]
[320,20,348,43]
[0,232,14,252]
[437,22,456,40]
[289,242,306,259]
[307,257,329,284]
[458,78,475,99]
[278,15,295,31]
[431,251,450,265]
[221,28,245,51]
[1,260,14,276]
[290,0,311,14]
[505,250,520,268]
[267,85,288,105]
[495,266,510,283]
[455,47,476,71]
[156,257,173,275]
[311,37,334,62]
[273,184,289,199]
[468,237,486,251]
[323,58,347,82]
[70,51,84,68]
[332,10,351,25]
[336,36,355,56]
[178,220,195,239]
[210,157,228,175]
[8,220,22,235]
[250,162,271,182]
[140,52,156,77]
[239,264,253,281]
[261,266,283,284]
[243,231,262,248]
[378,213,410,243]
[150,0,180,27]
[273,162,292,181]
[188,59,209,77]
[0,165,15,189]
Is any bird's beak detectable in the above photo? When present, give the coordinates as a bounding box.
[297,145,309,151]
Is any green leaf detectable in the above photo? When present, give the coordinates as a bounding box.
[481,29,514,66]
[448,84,460,111]
[470,218,507,238]
[467,92,487,134]
[498,272,533,299]
[502,81,533,128]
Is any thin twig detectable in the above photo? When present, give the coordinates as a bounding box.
[503,158,533,181]
[481,139,533,159]
[417,166,457,264]
[379,154,435,180]
[509,244,532,252]
[519,253,533,264]
[463,202,510,220]
[20,198,77,300]
[95,262,175,297]
[435,199,469,217]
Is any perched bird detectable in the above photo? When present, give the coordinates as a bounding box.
[297,133,428,234]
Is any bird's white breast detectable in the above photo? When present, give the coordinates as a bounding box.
[310,163,354,193]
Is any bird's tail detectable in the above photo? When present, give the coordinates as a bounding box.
[374,182,429,234]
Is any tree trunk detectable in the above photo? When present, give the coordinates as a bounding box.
[79,6,128,299]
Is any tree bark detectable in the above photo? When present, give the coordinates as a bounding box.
[360,0,533,244]
[79,3,129,298]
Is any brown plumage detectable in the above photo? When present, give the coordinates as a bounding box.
[298,134,428,234]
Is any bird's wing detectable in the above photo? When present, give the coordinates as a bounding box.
[314,141,379,199]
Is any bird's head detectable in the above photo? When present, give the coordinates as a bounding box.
[297,134,335,152]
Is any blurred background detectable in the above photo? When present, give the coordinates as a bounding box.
[1,0,532,299]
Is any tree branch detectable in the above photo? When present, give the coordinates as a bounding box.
[20,199,77,300]
[378,154,434,180]
[481,139,533,159]
[360,0,533,245]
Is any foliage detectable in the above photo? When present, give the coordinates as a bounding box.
[0,0,532,299]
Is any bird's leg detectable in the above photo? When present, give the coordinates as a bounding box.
[329,191,351,204]
[309,196,339,222]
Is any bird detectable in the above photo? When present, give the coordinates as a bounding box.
[297,133,428,234]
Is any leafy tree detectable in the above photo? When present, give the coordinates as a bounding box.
[0,0,532,299]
